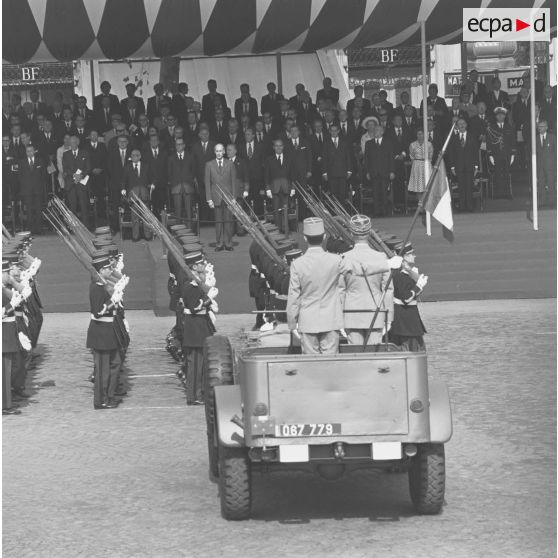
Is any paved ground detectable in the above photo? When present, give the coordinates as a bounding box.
[3,299,556,558]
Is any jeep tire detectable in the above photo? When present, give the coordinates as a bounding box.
[408,443,445,514]
[219,447,251,520]
[203,335,234,480]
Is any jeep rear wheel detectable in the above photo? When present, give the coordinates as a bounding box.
[408,443,445,514]
[219,447,251,520]
[203,335,234,479]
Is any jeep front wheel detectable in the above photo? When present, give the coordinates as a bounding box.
[219,447,251,520]
[408,443,445,514]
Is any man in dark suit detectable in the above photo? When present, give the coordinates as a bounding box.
[512,87,531,167]
[85,130,108,219]
[450,118,479,212]
[130,113,151,150]
[394,91,418,121]
[74,96,95,126]
[72,115,91,145]
[121,97,143,128]
[159,114,179,151]
[56,107,75,139]
[205,143,237,250]
[122,149,154,240]
[35,119,59,162]
[120,83,146,118]
[539,85,556,132]
[402,105,419,142]
[168,137,196,228]
[419,84,448,119]
[316,77,340,108]
[288,83,307,113]
[184,111,200,147]
[296,91,317,128]
[171,82,192,126]
[284,124,312,218]
[62,135,91,228]
[208,107,229,144]
[223,118,242,148]
[463,70,488,105]
[201,79,228,124]
[226,143,250,235]
[234,84,258,125]
[142,134,168,216]
[486,77,511,114]
[29,89,49,117]
[387,114,411,209]
[264,139,294,232]
[93,81,120,113]
[191,128,216,222]
[379,90,393,116]
[486,107,516,197]
[239,128,265,215]
[147,83,171,123]
[21,103,39,134]
[261,82,284,118]
[308,119,328,191]
[94,97,115,135]
[321,124,353,202]
[535,120,557,206]
[364,126,395,217]
[346,85,371,116]
[106,135,132,230]
[347,107,364,146]
[469,101,490,143]
[18,144,46,234]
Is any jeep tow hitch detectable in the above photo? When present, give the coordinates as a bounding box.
[230,414,244,430]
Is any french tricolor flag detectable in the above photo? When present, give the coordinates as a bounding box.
[424,157,454,242]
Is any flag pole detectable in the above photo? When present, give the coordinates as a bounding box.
[529,34,539,230]
[420,19,432,236]
[361,121,456,349]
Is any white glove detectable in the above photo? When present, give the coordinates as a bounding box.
[205,274,216,287]
[266,189,272,199]
[111,291,123,305]
[242,190,249,198]
[210,300,219,313]
[121,189,126,196]
[489,156,495,165]
[207,286,219,300]
[20,269,31,282]
[208,200,215,209]
[123,318,130,333]
[510,155,515,166]
[149,184,155,191]
[9,291,22,308]
[290,189,295,197]
[115,259,124,273]
[388,255,403,269]
[416,274,428,289]
[21,286,33,300]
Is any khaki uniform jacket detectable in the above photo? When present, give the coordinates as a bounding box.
[287,246,346,333]
[341,242,393,329]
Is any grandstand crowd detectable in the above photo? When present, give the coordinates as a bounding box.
[2,72,556,237]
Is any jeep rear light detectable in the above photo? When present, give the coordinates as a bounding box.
[410,399,424,413]
[253,402,268,416]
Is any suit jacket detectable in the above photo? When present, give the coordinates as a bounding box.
[107,146,133,189]
[308,132,328,175]
[146,94,172,121]
[469,82,488,105]
[468,115,490,143]
[540,98,557,131]
[486,90,511,113]
[364,137,394,178]
[142,145,168,188]
[120,96,146,117]
[450,132,479,171]
[130,126,151,151]
[62,149,91,190]
[341,242,392,328]
[223,132,242,147]
[264,154,292,194]
[512,96,531,131]
[85,141,108,172]
[322,137,353,178]
[121,106,143,127]
[234,97,258,123]
[94,108,115,134]
[201,92,228,123]
[93,93,120,113]
[229,157,249,197]
[122,161,152,196]
[238,141,265,193]
[260,93,284,117]
[21,113,39,133]
[286,246,346,332]
[394,104,418,121]
[18,154,47,197]
[284,137,312,183]
[35,131,60,159]
[168,152,196,194]
[296,102,317,126]
[347,119,364,145]
[387,126,411,158]
[535,133,557,176]
[204,158,236,205]
[171,94,190,125]
[316,87,340,107]
[420,96,449,118]
[191,140,217,183]
[346,97,371,116]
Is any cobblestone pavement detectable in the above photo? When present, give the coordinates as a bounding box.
[2,299,556,558]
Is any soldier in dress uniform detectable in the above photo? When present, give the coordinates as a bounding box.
[86,255,123,409]
[179,251,217,405]
[390,243,428,352]
[486,107,516,199]
[341,215,401,346]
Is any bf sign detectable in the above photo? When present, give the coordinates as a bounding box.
[21,67,39,81]
[381,49,398,63]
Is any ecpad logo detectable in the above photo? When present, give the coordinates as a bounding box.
[463,8,550,41]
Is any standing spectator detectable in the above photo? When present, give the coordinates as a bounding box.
[450,118,479,212]
[93,81,120,113]
[142,135,168,216]
[226,143,249,236]
[239,127,265,216]
[121,149,154,241]
[394,91,417,120]
[378,90,393,116]
[321,124,353,202]
[261,82,284,118]
[308,119,327,193]
[539,85,556,132]
[130,113,151,150]
[72,115,90,144]
[264,139,294,232]
[107,135,132,230]
[205,144,236,251]
[347,106,364,145]
[120,83,146,118]
[419,83,448,120]
[172,82,191,126]
[35,119,59,163]
[364,125,395,217]
[285,124,312,218]
[147,83,171,122]
[223,118,242,147]
[209,106,228,144]
[85,130,108,220]
[121,97,141,128]
[535,120,556,207]
[486,77,511,114]
[486,107,516,199]
[159,114,178,150]
[463,70,488,104]
[18,144,46,234]
[388,114,411,209]
[74,96,94,125]
[289,83,307,113]
[346,85,371,116]
[316,77,340,108]
[62,135,91,228]
[21,102,39,134]
[201,79,228,123]
[512,86,531,165]
[407,130,433,203]
[184,111,200,147]
[29,89,48,116]
[191,127,216,222]
[234,83,258,124]
[168,137,196,228]
[95,96,115,134]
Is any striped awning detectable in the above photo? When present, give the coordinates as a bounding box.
[3,0,556,64]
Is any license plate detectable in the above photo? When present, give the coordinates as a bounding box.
[275,423,341,437]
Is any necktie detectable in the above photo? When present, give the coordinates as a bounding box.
[248,143,253,158]
[541,135,545,147]
[278,155,282,165]
[376,139,379,146]
[134,163,139,176]
[203,142,207,154]
[14,138,18,146]
[334,138,338,148]
[407,118,411,125]
[294,139,298,148]
[258,133,262,142]
[217,122,221,133]
[29,157,33,167]
[342,123,346,133]
[499,123,503,129]
[218,159,222,168]
[79,129,83,135]
[460,134,465,147]
[131,109,135,120]
[153,149,157,159]
[244,103,248,113]
[318,133,322,143]
[397,128,401,137]
[66,122,71,129]
[74,150,78,159]
[179,153,183,161]
[266,124,270,133]
[121,150,125,165]
[46,133,50,140]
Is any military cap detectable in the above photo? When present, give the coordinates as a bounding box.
[92,249,110,258]
[285,248,302,263]
[182,243,203,254]
[107,244,120,256]
[184,251,204,266]
[2,260,10,272]
[94,226,111,236]
[179,236,201,245]
[4,253,20,264]
[170,224,189,232]
[303,217,324,236]
[349,214,372,236]
[92,255,111,271]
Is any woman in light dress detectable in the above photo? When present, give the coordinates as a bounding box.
[407,129,433,202]
[56,133,72,190]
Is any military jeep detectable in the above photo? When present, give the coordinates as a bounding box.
[203,335,452,520]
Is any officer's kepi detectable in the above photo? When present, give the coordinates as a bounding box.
[303,217,324,236]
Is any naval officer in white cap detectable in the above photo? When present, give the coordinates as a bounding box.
[286,217,347,354]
